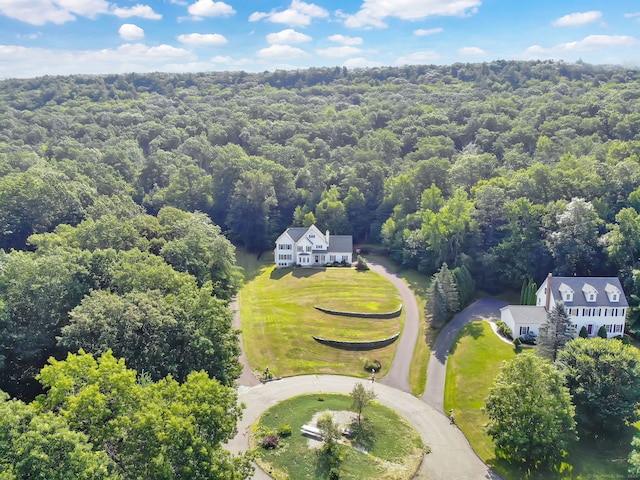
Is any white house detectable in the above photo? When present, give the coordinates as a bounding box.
[501,273,628,340]
[274,224,353,268]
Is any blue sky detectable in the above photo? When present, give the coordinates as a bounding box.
[0,0,639,78]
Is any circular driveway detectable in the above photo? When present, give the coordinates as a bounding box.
[227,375,501,480]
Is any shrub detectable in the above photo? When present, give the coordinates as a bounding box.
[355,255,369,271]
[329,467,340,479]
[262,434,279,449]
[513,337,521,346]
[278,424,292,437]
[623,335,632,345]
[496,321,513,339]
[579,326,588,338]
[318,396,325,402]
[598,325,608,339]
[364,358,381,373]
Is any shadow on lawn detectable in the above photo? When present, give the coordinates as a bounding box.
[448,322,485,355]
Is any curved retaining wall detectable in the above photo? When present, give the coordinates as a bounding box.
[312,333,400,351]
[313,304,402,319]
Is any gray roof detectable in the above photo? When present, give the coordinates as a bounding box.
[549,276,628,307]
[327,235,353,253]
[284,227,309,242]
[502,305,548,324]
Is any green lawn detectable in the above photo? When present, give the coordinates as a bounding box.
[253,393,424,480]
[239,264,403,378]
[445,321,639,479]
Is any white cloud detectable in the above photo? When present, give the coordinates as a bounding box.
[249,0,328,27]
[396,50,442,64]
[0,0,161,25]
[328,34,363,45]
[0,43,195,78]
[256,44,309,59]
[119,23,144,41]
[177,33,227,45]
[188,0,235,19]
[16,32,43,39]
[266,29,312,45]
[524,34,638,57]
[342,57,383,68]
[414,27,443,36]
[316,46,362,57]
[111,4,162,20]
[624,12,640,22]
[458,46,486,55]
[341,0,480,29]
[552,11,602,27]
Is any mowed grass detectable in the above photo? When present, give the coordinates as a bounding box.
[240,265,403,378]
[445,321,640,479]
[253,394,424,480]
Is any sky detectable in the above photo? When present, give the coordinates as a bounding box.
[0,0,639,79]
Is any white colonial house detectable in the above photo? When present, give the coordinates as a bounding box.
[274,224,353,268]
[500,273,628,340]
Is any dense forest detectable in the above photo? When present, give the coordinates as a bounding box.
[2,60,640,402]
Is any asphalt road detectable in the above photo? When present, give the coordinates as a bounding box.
[422,298,508,411]
[227,375,501,480]
[367,259,420,392]
[229,261,506,479]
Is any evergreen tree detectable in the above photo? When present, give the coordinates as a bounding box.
[426,277,448,327]
[579,326,589,338]
[438,263,460,314]
[520,276,537,305]
[597,325,608,338]
[453,264,475,307]
[537,303,576,361]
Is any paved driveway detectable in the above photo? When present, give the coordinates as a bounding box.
[366,259,420,392]
[227,375,501,480]
[422,298,507,411]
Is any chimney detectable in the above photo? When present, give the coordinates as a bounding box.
[326,230,330,244]
[545,273,552,311]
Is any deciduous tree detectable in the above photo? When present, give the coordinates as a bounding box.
[484,355,577,469]
[557,337,640,434]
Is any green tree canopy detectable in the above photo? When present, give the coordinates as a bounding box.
[557,337,640,434]
[484,355,577,469]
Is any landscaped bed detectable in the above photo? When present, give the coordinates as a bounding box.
[240,265,404,377]
[252,393,424,480]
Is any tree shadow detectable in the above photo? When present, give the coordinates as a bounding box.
[448,322,485,355]
[349,418,376,452]
[292,267,326,278]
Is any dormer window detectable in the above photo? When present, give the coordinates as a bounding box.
[582,283,597,303]
[605,283,621,303]
[559,283,574,302]
[308,234,315,239]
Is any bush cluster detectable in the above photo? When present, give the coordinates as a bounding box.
[277,424,292,437]
[495,321,512,339]
[364,358,381,373]
[261,434,279,449]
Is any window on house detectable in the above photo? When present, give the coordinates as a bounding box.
[309,234,315,238]
[589,294,595,301]
[613,308,618,316]
[519,326,530,335]
[330,255,336,261]
[306,246,312,252]
[615,324,623,333]
[605,324,613,333]
[622,308,626,317]
[297,246,303,252]
[565,294,571,300]
[603,308,608,316]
